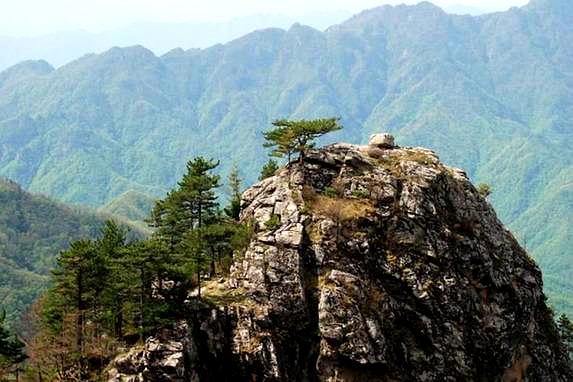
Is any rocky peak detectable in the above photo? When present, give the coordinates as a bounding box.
[109,138,572,381]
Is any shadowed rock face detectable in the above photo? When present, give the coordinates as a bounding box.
[108,143,572,381]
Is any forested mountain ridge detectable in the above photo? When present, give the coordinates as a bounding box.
[0,177,141,323]
[0,0,571,313]
[99,190,156,232]
[0,11,354,71]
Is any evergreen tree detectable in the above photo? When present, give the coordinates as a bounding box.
[96,220,128,338]
[225,164,243,221]
[177,157,221,229]
[179,229,209,298]
[259,159,279,181]
[50,239,97,379]
[263,118,343,164]
[149,157,221,248]
[558,313,573,361]
[147,192,185,249]
[263,125,297,163]
[200,223,236,277]
[119,240,169,341]
[477,183,492,199]
[0,309,26,370]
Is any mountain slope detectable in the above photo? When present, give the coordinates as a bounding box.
[0,178,139,322]
[0,0,570,313]
[99,190,155,232]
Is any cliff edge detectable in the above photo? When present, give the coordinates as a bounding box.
[109,138,572,381]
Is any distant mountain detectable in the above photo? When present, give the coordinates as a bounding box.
[0,11,352,71]
[100,190,156,233]
[0,178,141,322]
[442,4,487,15]
[0,0,571,314]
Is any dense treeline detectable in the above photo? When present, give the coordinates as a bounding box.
[0,309,26,380]
[20,157,252,380]
[0,178,110,324]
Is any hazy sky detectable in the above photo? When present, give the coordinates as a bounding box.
[0,0,531,37]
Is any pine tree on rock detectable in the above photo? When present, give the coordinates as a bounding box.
[259,159,279,181]
[558,314,573,362]
[225,164,243,221]
[147,192,186,250]
[179,229,209,298]
[263,118,343,164]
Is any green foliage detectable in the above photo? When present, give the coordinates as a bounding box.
[148,157,220,248]
[0,309,26,370]
[323,187,340,198]
[0,178,125,324]
[265,215,281,231]
[263,118,343,163]
[30,155,257,377]
[224,164,243,221]
[477,183,492,199]
[351,189,370,199]
[558,314,573,361]
[259,159,279,181]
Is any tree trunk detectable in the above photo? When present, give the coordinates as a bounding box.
[210,249,216,277]
[76,269,85,380]
[139,267,145,343]
[197,270,201,299]
[76,271,83,354]
[115,305,123,339]
[198,200,203,229]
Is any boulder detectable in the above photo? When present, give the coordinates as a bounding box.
[368,133,396,148]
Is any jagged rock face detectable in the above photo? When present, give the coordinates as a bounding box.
[109,143,572,381]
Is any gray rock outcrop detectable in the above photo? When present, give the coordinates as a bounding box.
[108,143,572,381]
[368,133,396,148]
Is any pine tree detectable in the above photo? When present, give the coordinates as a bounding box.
[225,164,243,221]
[96,220,128,338]
[147,192,185,249]
[263,125,297,163]
[0,309,26,371]
[558,314,573,361]
[177,157,221,229]
[149,157,221,249]
[201,223,236,277]
[50,239,97,379]
[263,118,343,164]
[259,159,279,181]
[179,229,209,298]
[119,240,168,341]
